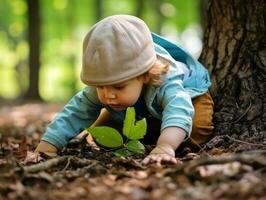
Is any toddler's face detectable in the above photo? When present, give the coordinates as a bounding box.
[96,76,147,111]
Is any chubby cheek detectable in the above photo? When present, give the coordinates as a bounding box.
[96,91,106,104]
[122,93,139,105]
[120,85,143,106]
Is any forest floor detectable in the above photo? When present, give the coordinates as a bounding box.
[0,103,266,200]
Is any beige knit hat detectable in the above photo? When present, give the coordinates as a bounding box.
[81,15,157,86]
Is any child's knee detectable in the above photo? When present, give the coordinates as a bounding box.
[191,92,214,144]
[191,123,213,144]
[191,110,214,142]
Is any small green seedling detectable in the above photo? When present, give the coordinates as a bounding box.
[86,107,147,157]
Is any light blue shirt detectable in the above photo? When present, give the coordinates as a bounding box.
[42,33,211,149]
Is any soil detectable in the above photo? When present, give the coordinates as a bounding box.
[0,103,265,200]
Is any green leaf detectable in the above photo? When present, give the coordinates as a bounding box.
[126,140,145,154]
[122,107,135,138]
[128,118,147,140]
[113,149,133,157]
[86,127,123,148]
[122,107,147,140]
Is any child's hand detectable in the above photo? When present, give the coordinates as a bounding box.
[34,140,58,157]
[142,144,177,165]
[24,141,58,164]
[24,151,44,164]
[24,150,58,164]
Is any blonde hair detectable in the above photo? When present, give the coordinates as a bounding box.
[147,56,170,86]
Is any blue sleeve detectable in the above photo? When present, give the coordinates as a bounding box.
[158,79,194,140]
[42,87,103,149]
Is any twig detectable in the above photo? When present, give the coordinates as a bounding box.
[230,100,252,124]
[80,161,99,172]
[62,157,71,171]
[23,156,70,173]
[167,152,266,176]
[198,135,226,153]
[70,157,98,167]
[189,138,211,156]
[184,154,266,174]
[242,149,266,154]
[226,135,266,147]
[22,156,99,173]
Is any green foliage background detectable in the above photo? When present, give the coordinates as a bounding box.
[0,0,200,102]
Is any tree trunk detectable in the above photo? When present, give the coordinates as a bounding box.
[152,0,164,34]
[66,3,78,96]
[136,0,144,18]
[200,0,266,142]
[95,0,103,21]
[26,0,41,100]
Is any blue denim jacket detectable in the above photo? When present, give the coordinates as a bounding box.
[42,33,211,149]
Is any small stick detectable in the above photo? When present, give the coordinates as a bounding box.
[226,135,266,147]
[22,156,98,173]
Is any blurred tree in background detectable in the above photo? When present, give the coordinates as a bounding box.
[26,0,41,100]
[0,0,201,102]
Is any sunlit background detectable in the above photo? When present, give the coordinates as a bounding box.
[0,0,202,102]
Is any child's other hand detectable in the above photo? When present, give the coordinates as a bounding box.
[141,144,177,166]
[34,140,58,157]
[24,151,43,164]
[24,140,58,164]
[24,151,58,164]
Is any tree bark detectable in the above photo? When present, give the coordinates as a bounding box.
[200,0,266,141]
[26,0,41,100]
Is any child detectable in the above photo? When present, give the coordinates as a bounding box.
[35,15,214,165]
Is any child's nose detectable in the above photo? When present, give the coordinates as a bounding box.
[103,88,116,99]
